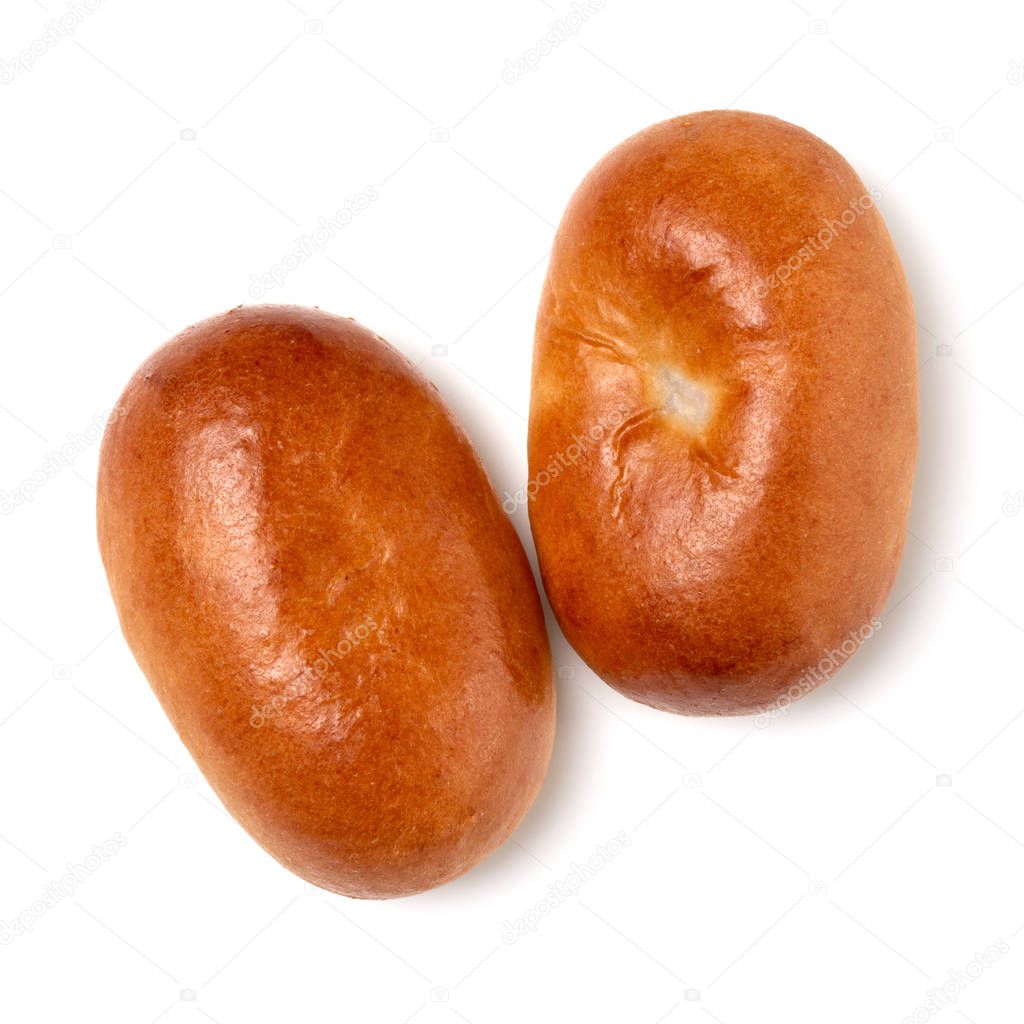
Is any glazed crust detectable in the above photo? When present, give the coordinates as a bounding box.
[528,111,917,715]
[98,305,554,897]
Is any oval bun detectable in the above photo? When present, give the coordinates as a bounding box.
[99,305,555,897]
[529,111,917,715]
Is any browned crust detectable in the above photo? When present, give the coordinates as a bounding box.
[98,305,555,897]
[529,111,917,715]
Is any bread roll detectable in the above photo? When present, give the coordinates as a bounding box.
[98,305,555,897]
[528,111,917,715]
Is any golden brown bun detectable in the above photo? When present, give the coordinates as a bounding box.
[98,305,555,898]
[528,111,917,716]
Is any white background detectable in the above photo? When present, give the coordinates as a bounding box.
[1,0,1022,1021]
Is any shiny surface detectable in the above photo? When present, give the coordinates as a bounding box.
[98,306,554,897]
[529,111,918,715]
